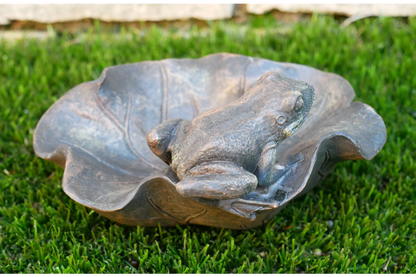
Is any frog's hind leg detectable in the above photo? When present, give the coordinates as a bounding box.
[176,162,258,200]
[146,118,184,164]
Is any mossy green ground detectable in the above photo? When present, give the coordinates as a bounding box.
[0,14,415,273]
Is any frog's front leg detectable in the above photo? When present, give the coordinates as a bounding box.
[176,162,258,200]
[255,141,283,187]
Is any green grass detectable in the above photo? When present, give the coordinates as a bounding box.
[0,14,416,273]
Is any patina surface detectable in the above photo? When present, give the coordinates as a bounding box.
[33,53,387,229]
[147,72,315,218]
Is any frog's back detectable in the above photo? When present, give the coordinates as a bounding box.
[169,72,313,178]
[171,101,278,177]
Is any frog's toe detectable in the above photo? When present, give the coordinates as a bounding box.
[217,198,279,220]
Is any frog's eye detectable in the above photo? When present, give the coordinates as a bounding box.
[277,115,286,125]
[294,96,304,112]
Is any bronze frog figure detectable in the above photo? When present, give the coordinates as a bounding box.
[147,72,315,202]
[33,54,387,228]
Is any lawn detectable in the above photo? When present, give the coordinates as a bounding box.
[0,14,415,273]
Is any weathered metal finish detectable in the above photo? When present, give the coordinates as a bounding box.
[33,53,387,229]
[146,72,316,218]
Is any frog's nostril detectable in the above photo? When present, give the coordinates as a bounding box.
[301,85,315,110]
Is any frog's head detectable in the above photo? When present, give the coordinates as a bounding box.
[244,72,315,139]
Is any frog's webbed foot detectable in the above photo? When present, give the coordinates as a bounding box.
[216,198,279,221]
[176,162,258,200]
[176,162,279,220]
[147,118,185,164]
[247,153,305,201]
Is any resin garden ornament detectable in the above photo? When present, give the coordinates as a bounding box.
[33,53,386,229]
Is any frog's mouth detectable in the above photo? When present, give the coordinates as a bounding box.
[284,116,307,137]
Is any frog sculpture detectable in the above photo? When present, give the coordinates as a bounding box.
[33,53,387,229]
[147,72,315,203]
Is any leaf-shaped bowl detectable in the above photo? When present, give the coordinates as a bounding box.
[33,53,386,229]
